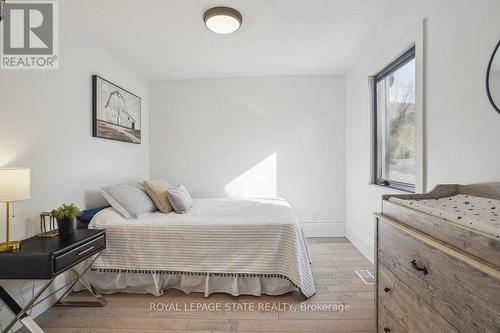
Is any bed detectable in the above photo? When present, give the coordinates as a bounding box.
[79,197,315,299]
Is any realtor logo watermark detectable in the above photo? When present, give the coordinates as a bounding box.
[0,0,58,69]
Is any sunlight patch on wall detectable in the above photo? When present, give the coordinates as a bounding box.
[225,153,277,198]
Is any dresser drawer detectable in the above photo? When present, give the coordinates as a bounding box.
[377,303,403,333]
[53,235,106,274]
[377,263,457,333]
[377,217,500,333]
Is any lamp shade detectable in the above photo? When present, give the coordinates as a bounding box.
[0,168,30,202]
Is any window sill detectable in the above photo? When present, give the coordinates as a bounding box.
[369,183,415,194]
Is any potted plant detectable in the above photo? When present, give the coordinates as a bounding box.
[52,203,81,234]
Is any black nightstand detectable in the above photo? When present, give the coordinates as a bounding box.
[0,229,106,333]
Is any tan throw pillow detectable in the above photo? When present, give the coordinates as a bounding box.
[143,179,173,214]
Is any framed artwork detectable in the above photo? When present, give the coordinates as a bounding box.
[92,75,141,144]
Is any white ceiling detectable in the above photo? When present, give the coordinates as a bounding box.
[62,0,413,80]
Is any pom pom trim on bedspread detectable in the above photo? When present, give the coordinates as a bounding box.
[89,268,314,299]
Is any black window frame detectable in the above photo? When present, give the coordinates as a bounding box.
[373,45,416,193]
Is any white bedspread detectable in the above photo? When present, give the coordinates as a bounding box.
[89,198,315,298]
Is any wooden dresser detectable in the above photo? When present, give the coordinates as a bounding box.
[374,182,500,333]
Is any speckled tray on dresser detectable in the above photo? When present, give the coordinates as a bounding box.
[381,182,500,269]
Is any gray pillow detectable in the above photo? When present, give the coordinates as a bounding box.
[167,185,192,214]
[101,183,157,219]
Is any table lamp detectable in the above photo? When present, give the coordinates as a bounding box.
[0,168,30,252]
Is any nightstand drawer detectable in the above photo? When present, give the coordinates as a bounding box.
[54,235,105,273]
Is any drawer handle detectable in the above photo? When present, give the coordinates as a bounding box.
[384,287,391,293]
[76,246,95,256]
[410,259,428,275]
[384,327,391,332]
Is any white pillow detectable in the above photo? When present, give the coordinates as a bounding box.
[100,183,157,219]
[166,185,193,214]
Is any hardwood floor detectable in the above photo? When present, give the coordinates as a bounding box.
[30,238,374,332]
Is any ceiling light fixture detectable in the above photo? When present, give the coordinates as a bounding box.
[203,7,242,34]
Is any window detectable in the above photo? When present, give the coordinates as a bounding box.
[373,46,416,192]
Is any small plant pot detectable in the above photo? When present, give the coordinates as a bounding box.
[57,217,76,234]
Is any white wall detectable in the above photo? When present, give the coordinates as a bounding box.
[345,0,500,261]
[150,76,345,236]
[490,71,500,108]
[0,28,149,329]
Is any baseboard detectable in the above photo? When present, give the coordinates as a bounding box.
[299,221,345,237]
[345,229,374,264]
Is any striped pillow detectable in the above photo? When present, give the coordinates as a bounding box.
[100,183,157,219]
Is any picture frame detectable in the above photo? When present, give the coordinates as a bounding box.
[92,75,141,144]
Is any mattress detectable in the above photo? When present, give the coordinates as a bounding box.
[87,197,315,298]
[389,194,500,238]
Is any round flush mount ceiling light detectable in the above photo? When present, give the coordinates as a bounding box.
[203,7,242,34]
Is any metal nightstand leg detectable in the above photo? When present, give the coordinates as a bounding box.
[0,278,55,333]
[55,253,107,307]
[0,253,106,333]
[55,276,107,307]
